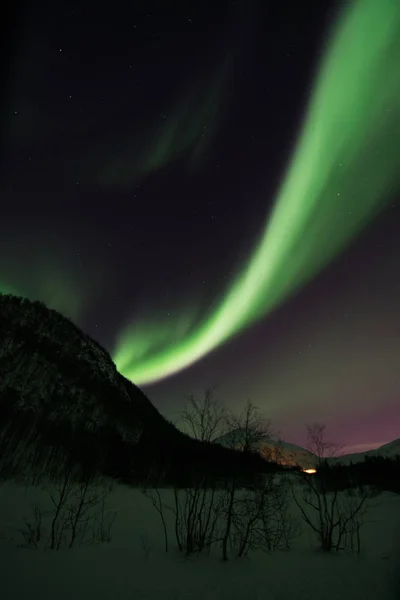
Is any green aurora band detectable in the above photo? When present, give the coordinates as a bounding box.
[0,257,91,322]
[115,0,400,385]
[99,2,252,187]
[98,51,235,187]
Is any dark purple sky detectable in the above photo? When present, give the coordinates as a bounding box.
[1,0,399,452]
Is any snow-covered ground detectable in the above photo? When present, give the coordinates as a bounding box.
[0,481,399,600]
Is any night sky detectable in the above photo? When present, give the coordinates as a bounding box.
[2,0,400,453]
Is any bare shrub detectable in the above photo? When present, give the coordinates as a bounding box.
[218,400,277,561]
[18,469,116,550]
[146,396,297,562]
[173,474,225,556]
[180,386,226,443]
[139,532,154,560]
[290,424,370,554]
[225,400,275,453]
[143,468,225,557]
[259,478,302,552]
[292,475,370,553]
[142,468,170,553]
[92,496,116,544]
[229,474,300,558]
[18,504,47,549]
[306,423,344,461]
[145,469,300,561]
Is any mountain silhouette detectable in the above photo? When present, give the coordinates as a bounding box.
[0,293,272,486]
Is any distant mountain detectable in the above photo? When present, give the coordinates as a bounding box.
[215,431,316,469]
[216,432,400,470]
[374,438,400,456]
[261,440,316,469]
[331,438,400,465]
[0,293,272,485]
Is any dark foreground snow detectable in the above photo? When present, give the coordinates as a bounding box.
[1,483,399,600]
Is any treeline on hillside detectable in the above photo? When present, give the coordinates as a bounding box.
[0,293,119,400]
[0,386,136,483]
[131,426,280,488]
[314,455,400,495]
[0,383,279,489]
[0,293,108,357]
[0,293,142,482]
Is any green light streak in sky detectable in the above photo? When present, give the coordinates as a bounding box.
[99,2,253,187]
[99,52,234,186]
[114,0,400,385]
[0,258,88,322]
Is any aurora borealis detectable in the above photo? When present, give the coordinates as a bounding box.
[114,0,400,386]
[2,0,400,451]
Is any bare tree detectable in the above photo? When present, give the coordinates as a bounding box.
[142,466,170,553]
[232,475,300,557]
[290,424,370,553]
[145,398,300,562]
[146,396,295,561]
[173,474,225,556]
[139,532,154,560]
[66,476,114,548]
[18,504,46,549]
[219,401,277,560]
[48,467,75,550]
[144,465,225,556]
[225,400,274,453]
[221,476,238,561]
[92,496,116,544]
[306,423,343,464]
[180,386,226,442]
[18,470,116,550]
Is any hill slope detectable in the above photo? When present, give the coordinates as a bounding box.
[0,293,157,479]
[0,294,272,485]
[332,438,400,465]
[216,431,316,469]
